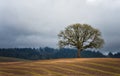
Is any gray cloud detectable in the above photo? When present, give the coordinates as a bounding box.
[0,0,120,53]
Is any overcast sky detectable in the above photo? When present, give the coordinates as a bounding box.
[0,0,120,53]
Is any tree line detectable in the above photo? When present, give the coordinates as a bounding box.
[0,47,119,60]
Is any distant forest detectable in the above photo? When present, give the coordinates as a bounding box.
[0,47,120,60]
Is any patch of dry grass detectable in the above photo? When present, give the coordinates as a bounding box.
[0,58,120,76]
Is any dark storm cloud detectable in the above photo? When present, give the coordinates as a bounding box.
[0,0,120,53]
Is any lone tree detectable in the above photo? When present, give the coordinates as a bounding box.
[58,23,104,58]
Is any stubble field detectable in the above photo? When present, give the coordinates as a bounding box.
[0,58,120,76]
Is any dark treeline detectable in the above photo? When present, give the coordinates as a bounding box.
[0,47,119,60]
[108,52,120,58]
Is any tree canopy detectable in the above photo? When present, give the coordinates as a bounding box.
[58,23,104,57]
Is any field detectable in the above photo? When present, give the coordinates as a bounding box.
[0,57,120,76]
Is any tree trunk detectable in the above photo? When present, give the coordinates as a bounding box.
[77,49,81,58]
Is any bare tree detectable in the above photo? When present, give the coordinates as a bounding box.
[58,23,104,58]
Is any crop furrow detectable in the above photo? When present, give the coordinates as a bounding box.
[66,63,120,76]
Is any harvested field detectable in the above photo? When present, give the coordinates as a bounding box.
[0,58,120,76]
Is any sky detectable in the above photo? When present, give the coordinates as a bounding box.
[0,0,120,53]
